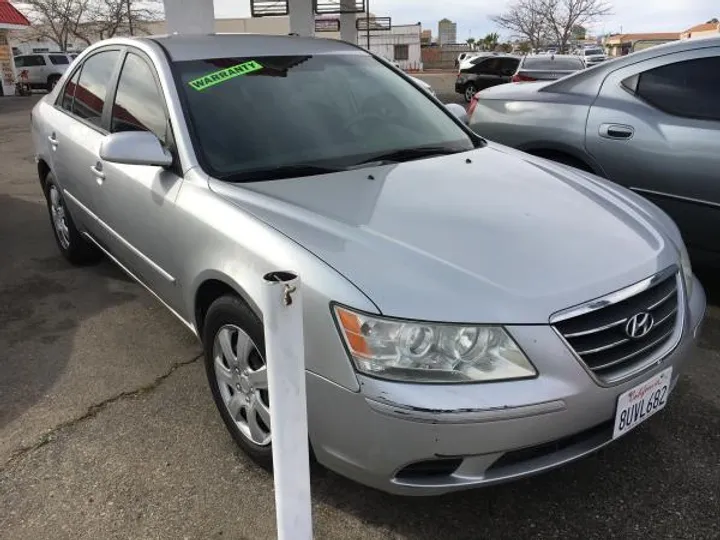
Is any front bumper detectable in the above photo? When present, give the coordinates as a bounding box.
[307,276,706,495]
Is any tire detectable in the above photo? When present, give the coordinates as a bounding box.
[464,83,477,103]
[47,75,60,92]
[203,295,274,470]
[44,172,102,265]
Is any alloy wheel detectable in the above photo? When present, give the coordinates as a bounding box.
[213,324,271,446]
[49,185,71,249]
[464,85,477,102]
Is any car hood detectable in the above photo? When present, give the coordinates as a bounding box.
[210,145,677,323]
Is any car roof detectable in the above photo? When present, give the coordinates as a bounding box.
[144,33,365,62]
[546,35,720,94]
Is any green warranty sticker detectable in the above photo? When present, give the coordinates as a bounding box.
[188,60,264,91]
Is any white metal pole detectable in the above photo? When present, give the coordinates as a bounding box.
[163,0,214,34]
[288,0,315,37]
[261,271,313,540]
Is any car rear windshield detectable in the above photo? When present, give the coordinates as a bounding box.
[174,54,474,181]
[521,57,584,70]
[583,49,604,56]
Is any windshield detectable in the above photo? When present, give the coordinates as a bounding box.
[175,54,475,181]
[522,57,584,70]
[583,49,604,56]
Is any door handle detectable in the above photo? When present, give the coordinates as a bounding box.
[48,133,58,149]
[90,163,106,184]
[599,123,634,140]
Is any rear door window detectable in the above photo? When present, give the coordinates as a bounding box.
[24,55,46,67]
[71,50,120,127]
[49,55,70,65]
[60,68,81,111]
[14,56,26,67]
[635,56,720,121]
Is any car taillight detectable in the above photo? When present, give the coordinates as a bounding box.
[512,73,537,83]
[467,94,479,118]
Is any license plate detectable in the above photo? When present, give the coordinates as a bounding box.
[613,367,673,439]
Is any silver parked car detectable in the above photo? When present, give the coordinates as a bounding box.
[468,37,720,267]
[31,34,705,495]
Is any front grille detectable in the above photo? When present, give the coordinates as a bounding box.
[554,270,679,382]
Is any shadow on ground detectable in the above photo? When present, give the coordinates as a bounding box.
[0,193,137,430]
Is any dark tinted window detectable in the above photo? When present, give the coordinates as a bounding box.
[22,55,46,66]
[14,56,25,67]
[498,57,520,75]
[470,57,502,74]
[111,53,168,142]
[636,57,720,121]
[177,55,474,180]
[60,68,81,111]
[521,57,584,70]
[49,55,70,65]
[72,50,120,127]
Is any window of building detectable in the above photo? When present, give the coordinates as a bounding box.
[636,57,720,121]
[394,45,409,61]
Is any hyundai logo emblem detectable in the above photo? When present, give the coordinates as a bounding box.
[625,312,654,339]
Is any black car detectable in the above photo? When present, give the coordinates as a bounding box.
[511,54,586,82]
[455,54,520,102]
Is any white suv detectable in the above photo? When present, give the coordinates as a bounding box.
[13,52,74,92]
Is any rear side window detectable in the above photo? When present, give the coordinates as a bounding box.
[522,57,584,70]
[636,57,720,121]
[111,52,169,143]
[71,50,120,127]
[60,68,81,111]
[23,55,46,66]
[499,57,520,75]
[14,56,25,67]
[49,55,70,65]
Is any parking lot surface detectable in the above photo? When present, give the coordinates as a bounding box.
[1,92,719,540]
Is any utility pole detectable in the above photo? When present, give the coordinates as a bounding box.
[126,0,134,36]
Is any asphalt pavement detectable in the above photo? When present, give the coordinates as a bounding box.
[1,89,718,540]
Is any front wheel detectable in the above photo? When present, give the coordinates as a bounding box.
[203,295,273,469]
[464,83,477,103]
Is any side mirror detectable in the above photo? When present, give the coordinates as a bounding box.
[99,131,173,168]
[445,102,469,124]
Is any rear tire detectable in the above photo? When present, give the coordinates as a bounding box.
[464,83,477,103]
[47,75,60,92]
[43,172,102,265]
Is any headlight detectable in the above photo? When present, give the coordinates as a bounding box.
[333,306,536,383]
[679,242,693,298]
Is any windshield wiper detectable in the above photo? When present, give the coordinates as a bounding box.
[353,146,467,166]
[221,164,344,183]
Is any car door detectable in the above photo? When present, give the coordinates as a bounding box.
[468,57,505,90]
[585,47,720,258]
[42,48,122,235]
[92,49,185,311]
[20,54,46,85]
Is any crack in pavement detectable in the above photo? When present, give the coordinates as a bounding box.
[1,353,203,473]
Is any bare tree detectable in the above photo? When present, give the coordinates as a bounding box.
[490,0,550,52]
[13,0,88,50]
[72,0,161,45]
[541,0,612,52]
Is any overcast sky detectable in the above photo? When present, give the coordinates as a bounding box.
[214,0,718,40]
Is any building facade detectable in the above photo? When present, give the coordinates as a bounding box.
[0,0,30,96]
[681,21,720,39]
[437,18,456,46]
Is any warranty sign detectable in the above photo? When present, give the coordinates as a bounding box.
[188,60,264,91]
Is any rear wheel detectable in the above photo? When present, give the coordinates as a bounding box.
[44,173,102,265]
[464,83,477,103]
[47,75,60,92]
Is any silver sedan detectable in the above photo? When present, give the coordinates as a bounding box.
[468,37,720,267]
[31,34,705,495]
